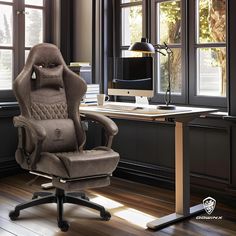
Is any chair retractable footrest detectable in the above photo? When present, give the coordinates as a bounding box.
[59,174,111,183]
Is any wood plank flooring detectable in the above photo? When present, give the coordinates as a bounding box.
[0,173,235,236]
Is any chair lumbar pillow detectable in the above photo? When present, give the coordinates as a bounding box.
[9,43,120,232]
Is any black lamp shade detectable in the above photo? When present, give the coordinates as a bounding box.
[128,40,155,53]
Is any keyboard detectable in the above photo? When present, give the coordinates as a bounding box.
[94,104,190,115]
[99,104,138,111]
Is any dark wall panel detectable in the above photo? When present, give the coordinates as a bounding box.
[112,119,137,161]
[230,125,236,188]
[105,117,234,196]
[188,127,205,175]
[113,119,175,168]
[0,106,20,176]
[189,125,230,180]
[0,118,18,161]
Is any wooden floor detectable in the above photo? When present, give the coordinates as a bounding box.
[0,174,235,236]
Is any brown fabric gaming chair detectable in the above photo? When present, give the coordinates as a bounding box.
[9,43,120,231]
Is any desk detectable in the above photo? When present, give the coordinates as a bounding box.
[80,102,217,230]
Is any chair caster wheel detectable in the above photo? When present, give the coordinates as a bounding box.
[58,220,69,232]
[101,211,111,221]
[9,210,19,221]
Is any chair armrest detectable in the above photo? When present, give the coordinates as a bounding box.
[81,112,118,148]
[81,112,118,136]
[13,116,46,141]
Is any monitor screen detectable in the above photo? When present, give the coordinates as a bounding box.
[108,57,153,97]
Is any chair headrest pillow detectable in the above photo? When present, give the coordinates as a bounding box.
[33,64,64,89]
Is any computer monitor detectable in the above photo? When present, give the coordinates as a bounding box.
[108,57,154,100]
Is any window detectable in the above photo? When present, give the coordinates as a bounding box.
[25,0,45,61]
[154,0,185,104]
[189,0,227,106]
[0,0,50,101]
[0,1,13,91]
[120,0,143,57]
[115,0,228,107]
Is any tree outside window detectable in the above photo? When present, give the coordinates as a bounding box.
[120,1,143,57]
[157,0,182,95]
[197,0,226,97]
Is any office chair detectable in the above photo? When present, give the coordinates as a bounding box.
[9,43,120,231]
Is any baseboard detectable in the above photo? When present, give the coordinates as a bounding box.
[0,160,21,177]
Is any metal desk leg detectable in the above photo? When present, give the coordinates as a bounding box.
[147,121,204,230]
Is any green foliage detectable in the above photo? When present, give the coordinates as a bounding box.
[199,0,226,43]
[129,5,142,44]
[159,0,181,44]
[159,1,182,93]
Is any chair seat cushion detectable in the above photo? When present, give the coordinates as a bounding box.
[36,147,119,179]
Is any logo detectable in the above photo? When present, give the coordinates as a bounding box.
[54,128,62,139]
[203,197,216,215]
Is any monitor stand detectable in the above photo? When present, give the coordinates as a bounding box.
[135,96,149,106]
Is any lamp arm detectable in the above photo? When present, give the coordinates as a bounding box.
[165,45,173,106]
[153,44,166,50]
[153,42,173,55]
[154,42,173,106]
[155,49,166,56]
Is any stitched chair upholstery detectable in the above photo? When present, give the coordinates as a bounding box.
[9,43,120,232]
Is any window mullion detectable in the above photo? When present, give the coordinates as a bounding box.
[17,0,25,72]
[120,2,143,8]
[195,43,226,48]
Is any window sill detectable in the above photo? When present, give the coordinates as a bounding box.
[205,111,228,119]
[223,115,236,122]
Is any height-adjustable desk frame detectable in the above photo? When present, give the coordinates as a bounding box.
[80,102,217,230]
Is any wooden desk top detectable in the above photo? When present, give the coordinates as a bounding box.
[80,102,217,122]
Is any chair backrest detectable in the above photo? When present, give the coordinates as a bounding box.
[14,43,87,152]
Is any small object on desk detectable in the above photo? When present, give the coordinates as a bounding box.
[97,94,110,106]
[101,104,137,111]
[69,62,92,84]
[157,104,176,110]
[129,38,175,109]
[70,62,90,67]
[82,84,100,104]
[80,102,97,106]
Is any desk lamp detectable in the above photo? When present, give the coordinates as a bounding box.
[129,38,175,110]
